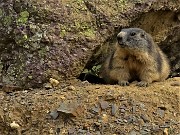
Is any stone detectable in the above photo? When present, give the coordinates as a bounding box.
[102,114,108,123]
[57,101,84,117]
[163,128,169,135]
[111,104,118,116]
[49,110,59,120]
[99,100,109,110]
[67,85,76,91]
[157,108,165,118]
[44,83,53,89]
[49,78,59,87]
[10,121,20,129]
[141,114,150,123]
[91,106,100,114]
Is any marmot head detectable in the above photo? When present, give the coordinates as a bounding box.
[117,28,154,52]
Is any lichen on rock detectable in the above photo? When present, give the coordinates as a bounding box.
[0,0,179,88]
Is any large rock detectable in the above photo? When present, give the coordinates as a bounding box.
[0,0,179,88]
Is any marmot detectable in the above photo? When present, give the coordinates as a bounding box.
[100,28,170,87]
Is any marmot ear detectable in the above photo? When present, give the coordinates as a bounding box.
[140,32,146,38]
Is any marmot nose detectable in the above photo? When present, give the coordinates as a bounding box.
[117,36,123,42]
[117,31,126,44]
[117,36,123,45]
[117,37,125,47]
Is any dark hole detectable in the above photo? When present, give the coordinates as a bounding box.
[78,73,105,84]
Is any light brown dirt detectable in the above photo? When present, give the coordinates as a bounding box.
[0,77,180,135]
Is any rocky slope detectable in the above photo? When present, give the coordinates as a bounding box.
[0,0,180,87]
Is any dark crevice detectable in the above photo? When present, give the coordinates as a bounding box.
[78,73,105,84]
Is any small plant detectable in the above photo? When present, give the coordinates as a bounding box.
[82,65,101,80]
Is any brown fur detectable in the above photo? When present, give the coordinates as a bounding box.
[100,28,170,87]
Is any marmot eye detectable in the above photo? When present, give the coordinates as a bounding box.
[130,32,136,36]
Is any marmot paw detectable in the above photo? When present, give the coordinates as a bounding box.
[137,81,149,87]
[118,81,129,86]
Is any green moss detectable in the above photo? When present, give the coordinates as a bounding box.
[38,47,47,57]
[82,28,95,38]
[17,11,29,24]
[3,16,12,26]
[0,9,3,17]
[58,24,69,37]
[60,29,66,37]
[74,21,81,29]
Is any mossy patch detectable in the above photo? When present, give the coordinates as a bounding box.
[17,11,29,24]
[3,16,12,26]
[79,28,95,38]
[0,9,3,17]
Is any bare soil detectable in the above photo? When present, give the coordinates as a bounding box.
[0,77,180,135]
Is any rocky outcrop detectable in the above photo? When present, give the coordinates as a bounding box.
[0,0,179,88]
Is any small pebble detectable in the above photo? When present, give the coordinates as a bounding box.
[157,108,165,118]
[141,114,150,123]
[49,110,59,120]
[163,128,169,135]
[139,103,146,110]
[10,121,20,129]
[102,114,108,123]
[67,85,76,91]
[132,106,136,113]
[120,109,126,113]
[91,106,100,114]
[111,104,118,116]
[49,128,54,135]
[140,130,149,135]
[115,118,124,124]
[44,83,53,89]
[49,78,59,87]
[100,100,109,110]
